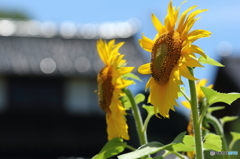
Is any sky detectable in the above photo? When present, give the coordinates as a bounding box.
[0,0,240,116]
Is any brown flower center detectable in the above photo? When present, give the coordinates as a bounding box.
[151,31,182,85]
[98,67,114,113]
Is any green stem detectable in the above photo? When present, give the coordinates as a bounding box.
[206,115,230,159]
[229,140,235,151]
[188,68,204,159]
[125,144,136,151]
[162,150,184,159]
[171,151,185,159]
[198,100,208,126]
[123,88,148,146]
[181,88,190,102]
[142,114,153,133]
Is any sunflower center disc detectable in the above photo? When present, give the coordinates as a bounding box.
[151,31,182,85]
[98,67,114,113]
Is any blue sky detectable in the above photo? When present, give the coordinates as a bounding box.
[0,0,240,116]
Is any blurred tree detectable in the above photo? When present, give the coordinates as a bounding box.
[0,10,30,20]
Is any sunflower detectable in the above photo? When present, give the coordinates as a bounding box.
[138,1,211,117]
[96,39,134,140]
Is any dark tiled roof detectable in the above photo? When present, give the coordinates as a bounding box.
[216,57,240,90]
[0,19,145,76]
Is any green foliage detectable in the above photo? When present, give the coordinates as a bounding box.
[118,132,186,159]
[220,116,238,127]
[122,93,145,109]
[135,93,145,104]
[201,87,240,106]
[142,105,154,116]
[120,96,131,109]
[207,106,225,114]
[92,138,127,159]
[122,73,142,82]
[173,133,222,152]
[199,55,224,67]
[229,132,240,150]
[173,135,195,152]
[203,133,222,151]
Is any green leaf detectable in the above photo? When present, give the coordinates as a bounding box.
[208,106,225,114]
[92,138,126,159]
[118,132,186,159]
[122,73,142,82]
[142,105,154,116]
[230,132,240,142]
[135,93,145,104]
[220,116,238,127]
[118,142,164,159]
[171,132,186,144]
[174,134,222,152]
[173,135,195,152]
[199,55,224,67]
[229,132,240,150]
[201,87,240,106]
[120,96,131,109]
[203,133,222,151]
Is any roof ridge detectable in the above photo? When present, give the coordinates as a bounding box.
[0,18,140,39]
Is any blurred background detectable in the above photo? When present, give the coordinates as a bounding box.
[0,0,239,158]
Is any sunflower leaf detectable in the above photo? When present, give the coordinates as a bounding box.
[118,142,164,159]
[229,132,240,150]
[220,116,238,127]
[122,73,142,82]
[171,131,186,144]
[120,96,131,109]
[199,55,224,67]
[135,93,145,104]
[173,135,195,152]
[200,87,240,106]
[208,106,225,114]
[92,138,126,159]
[203,133,222,151]
[118,132,186,159]
[142,105,154,116]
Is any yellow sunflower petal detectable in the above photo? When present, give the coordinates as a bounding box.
[181,18,199,39]
[185,58,203,67]
[112,42,125,54]
[188,30,211,43]
[108,39,115,49]
[106,103,129,140]
[197,79,207,88]
[139,35,154,52]
[138,63,151,74]
[177,5,197,32]
[187,9,208,22]
[165,1,174,31]
[97,39,108,65]
[152,13,165,34]
[180,9,208,37]
[146,77,154,90]
[182,101,191,109]
[118,66,134,75]
[188,29,211,38]
[115,79,134,89]
[179,64,198,80]
[183,45,207,59]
